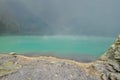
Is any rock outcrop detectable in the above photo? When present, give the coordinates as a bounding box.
[0,35,120,80]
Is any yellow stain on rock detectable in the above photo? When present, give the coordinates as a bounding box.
[0,61,21,77]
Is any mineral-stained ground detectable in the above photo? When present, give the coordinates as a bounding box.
[0,35,120,80]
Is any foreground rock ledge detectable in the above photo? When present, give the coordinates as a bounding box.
[0,35,120,80]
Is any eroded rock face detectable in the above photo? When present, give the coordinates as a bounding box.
[0,35,120,80]
[99,35,120,61]
[96,35,120,80]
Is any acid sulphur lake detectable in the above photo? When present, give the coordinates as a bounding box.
[0,36,115,62]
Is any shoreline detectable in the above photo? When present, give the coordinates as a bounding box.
[3,52,98,62]
[0,35,120,80]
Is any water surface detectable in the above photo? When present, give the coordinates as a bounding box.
[0,36,115,61]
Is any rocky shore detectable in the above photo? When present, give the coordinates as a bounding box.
[0,35,120,80]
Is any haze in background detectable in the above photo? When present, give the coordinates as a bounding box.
[0,0,120,37]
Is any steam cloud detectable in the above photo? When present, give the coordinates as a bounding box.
[0,0,120,37]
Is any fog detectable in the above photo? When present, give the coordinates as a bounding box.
[0,0,120,37]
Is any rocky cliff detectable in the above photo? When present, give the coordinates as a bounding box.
[0,35,120,80]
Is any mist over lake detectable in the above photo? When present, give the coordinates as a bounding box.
[0,0,120,61]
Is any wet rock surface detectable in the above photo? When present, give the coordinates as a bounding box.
[0,35,120,80]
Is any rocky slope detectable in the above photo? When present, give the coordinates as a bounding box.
[0,35,120,80]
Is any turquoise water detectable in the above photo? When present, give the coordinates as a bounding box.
[0,36,115,58]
